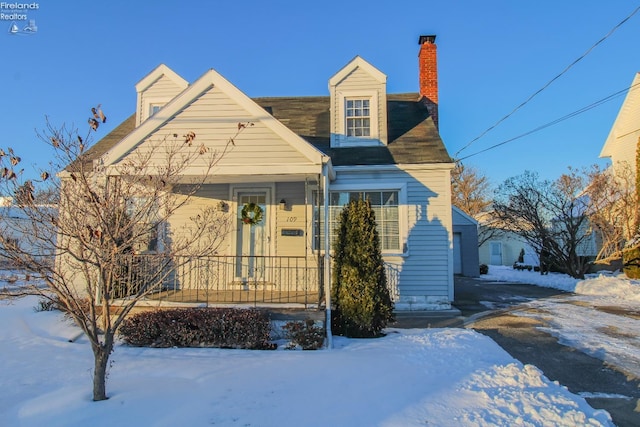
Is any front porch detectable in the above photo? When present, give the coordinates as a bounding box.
[113,254,325,308]
[111,254,399,308]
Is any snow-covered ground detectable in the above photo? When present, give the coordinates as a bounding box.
[0,295,613,427]
[481,266,640,380]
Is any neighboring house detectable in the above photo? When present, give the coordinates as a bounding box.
[62,35,457,311]
[478,204,599,268]
[452,206,479,277]
[477,212,539,267]
[0,202,57,268]
[600,72,640,178]
[479,228,539,267]
[598,72,639,263]
[479,224,599,268]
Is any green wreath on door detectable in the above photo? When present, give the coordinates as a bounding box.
[241,202,264,225]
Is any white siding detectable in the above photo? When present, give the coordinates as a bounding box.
[330,166,453,306]
[138,74,187,124]
[275,182,313,257]
[330,66,388,146]
[167,184,233,254]
[601,73,640,180]
[125,87,318,171]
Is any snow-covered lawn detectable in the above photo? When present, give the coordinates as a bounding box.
[0,295,613,427]
[481,266,640,380]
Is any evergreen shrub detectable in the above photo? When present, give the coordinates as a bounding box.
[331,199,394,338]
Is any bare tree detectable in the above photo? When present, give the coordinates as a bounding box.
[584,162,637,263]
[450,162,492,217]
[493,170,594,279]
[476,214,510,248]
[450,162,498,246]
[635,136,640,238]
[0,110,251,401]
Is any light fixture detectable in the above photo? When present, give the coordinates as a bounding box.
[279,199,287,210]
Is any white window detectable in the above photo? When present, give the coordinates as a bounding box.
[314,190,400,252]
[332,90,380,146]
[140,96,170,124]
[149,103,164,117]
[345,99,371,137]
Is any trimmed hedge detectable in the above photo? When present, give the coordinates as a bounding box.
[118,308,274,349]
[283,319,325,350]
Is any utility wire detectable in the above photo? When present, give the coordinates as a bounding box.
[457,81,640,161]
[455,4,640,158]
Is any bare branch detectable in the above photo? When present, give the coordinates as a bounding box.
[0,109,252,401]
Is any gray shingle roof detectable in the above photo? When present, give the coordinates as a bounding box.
[84,93,451,166]
[253,93,451,165]
[77,114,136,168]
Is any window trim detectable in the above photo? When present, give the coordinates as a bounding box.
[336,90,380,146]
[311,183,407,256]
[149,103,164,117]
[345,98,371,137]
[141,96,170,123]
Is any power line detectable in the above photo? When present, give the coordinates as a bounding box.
[457,81,640,162]
[454,4,640,158]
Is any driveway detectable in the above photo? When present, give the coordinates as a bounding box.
[392,276,640,427]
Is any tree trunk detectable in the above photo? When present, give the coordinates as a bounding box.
[92,347,109,401]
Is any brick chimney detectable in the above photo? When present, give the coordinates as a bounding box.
[418,35,439,129]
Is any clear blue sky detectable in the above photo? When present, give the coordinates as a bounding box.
[1,0,638,188]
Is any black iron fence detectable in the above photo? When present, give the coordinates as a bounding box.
[111,254,324,307]
[111,254,400,307]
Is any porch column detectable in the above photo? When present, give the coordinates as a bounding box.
[323,163,332,349]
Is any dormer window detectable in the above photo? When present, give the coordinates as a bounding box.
[150,103,164,117]
[345,98,371,137]
[135,64,188,126]
[328,56,388,147]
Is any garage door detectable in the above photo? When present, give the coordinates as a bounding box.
[453,232,462,274]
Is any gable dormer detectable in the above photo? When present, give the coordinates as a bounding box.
[329,56,388,147]
[135,64,189,126]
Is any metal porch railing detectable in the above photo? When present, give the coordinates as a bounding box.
[111,254,324,307]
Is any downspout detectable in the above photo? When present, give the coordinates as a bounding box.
[322,162,332,349]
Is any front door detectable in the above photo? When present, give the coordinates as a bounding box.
[490,242,503,265]
[236,192,268,280]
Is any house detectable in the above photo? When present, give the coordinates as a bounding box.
[598,71,639,266]
[478,228,539,267]
[600,72,640,178]
[476,211,539,267]
[62,35,457,311]
[478,201,600,271]
[0,199,57,269]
